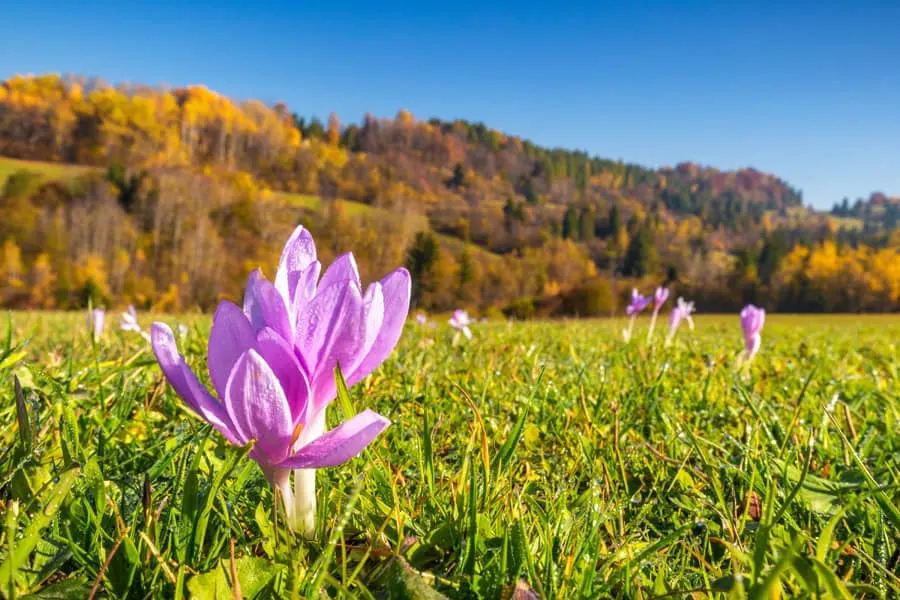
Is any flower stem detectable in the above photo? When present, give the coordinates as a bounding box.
[269,468,294,526]
[292,409,327,539]
[623,315,636,342]
[647,308,660,344]
[293,468,316,538]
[665,325,676,347]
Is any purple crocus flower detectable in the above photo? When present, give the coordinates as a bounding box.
[151,226,410,537]
[88,308,105,341]
[653,286,670,310]
[740,304,766,361]
[120,305,150,341]
[623,289,650,342]
[646,286,670,343]
[625,289,651,317]
[665,297,695,345]
[449,309,473,340]
[415,312,427,325]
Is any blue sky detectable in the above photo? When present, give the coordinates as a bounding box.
[2,1,899,209]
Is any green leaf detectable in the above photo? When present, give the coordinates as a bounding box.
[492,404,529,476]
[0,468,80,590]
[14,375,32,452]
[386,558,449,600]
[187,556,284,600]
[21,579,93,599]
[422,404,435,495]
[810,558,854,600]
[334,363,355,420]
[461,458,479,577]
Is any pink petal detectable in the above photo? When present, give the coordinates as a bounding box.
[208,301,256,400]
[290,261,322,324]
[224,349,294,465]
[347,268,410,387]
[243,269,293,341]
[294,281,364,412]
[276,409,390,469]
[150,323,240,445]
[318,252,361,291]
[344,281,384,377]
[275,226,318,302]
[255,327,310,425]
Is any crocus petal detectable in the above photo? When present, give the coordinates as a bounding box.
[294,281,364,411]
[150,323,241,445]
[224,349,294,465]
[277,409,390,469]
[317,252,361,291]
[755,309,766,332]
[746,332,761,358]
[275,226,318,302]
[208,301,256,400]
[347,268,411,387]
[289,261,322,325]
[244,269,293,341]
[346,282,384,373]
[255,327,310,425]
[669,308,681,329]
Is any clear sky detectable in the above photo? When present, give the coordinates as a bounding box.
[2,1,899,209]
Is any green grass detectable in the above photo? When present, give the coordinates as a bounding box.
[1,312,899,598]
[0,156,95,188]
[276,192,377,218]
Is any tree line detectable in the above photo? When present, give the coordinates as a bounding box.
[1,73,898,315]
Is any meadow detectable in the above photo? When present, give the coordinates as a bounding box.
[1,311,899,599]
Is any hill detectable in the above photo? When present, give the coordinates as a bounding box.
[0,73,899,314]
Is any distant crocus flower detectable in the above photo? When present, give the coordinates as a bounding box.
[623,289,650,342]
[665,297,695,346]
[120,305,151,341]
[740,304,766,361]
[151,226,410,537]
[177,323,189,338]
[415,313,427,325]
[646,286,670,343]
[449,309,474,340]
[88,308,105,341]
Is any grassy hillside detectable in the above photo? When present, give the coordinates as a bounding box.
[0,156,95,188]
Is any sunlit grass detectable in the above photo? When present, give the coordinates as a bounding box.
[0,156,96,187]
[1,312,898,597]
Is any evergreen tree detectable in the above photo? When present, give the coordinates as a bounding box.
[561,206,579,240]
[406,231,440,303]
[579,206,596,242]
[623,226,654,276]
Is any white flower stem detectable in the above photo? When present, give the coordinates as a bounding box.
[292,408,327,539]
[269,468,294,527]
[623,315,636,342]
[293,468,317,538]
[665,325,677,347]
[646,308,660,344]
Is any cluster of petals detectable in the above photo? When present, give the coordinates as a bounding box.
[740,304,766,359]
[449,309,474,339]
[87,308,105,340]
[151,226,410,478]
[626,289,652,316]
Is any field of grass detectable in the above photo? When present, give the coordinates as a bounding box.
[0,157,96,189]
[1,311,899,598]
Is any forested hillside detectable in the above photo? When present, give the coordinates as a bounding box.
[1,73,898,314]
